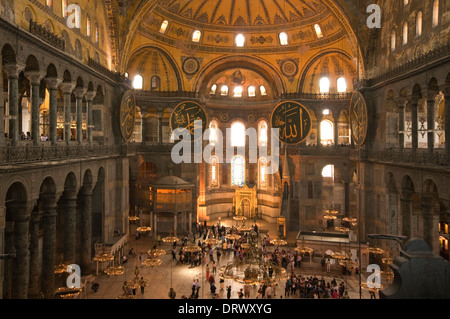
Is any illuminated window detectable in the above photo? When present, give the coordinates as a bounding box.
[432,0,439,28]
[86,15,91,37]
[259,158,268,188]
[95,24,99,44]
[402,22,408,45]
[211,157,218,187]
[133,75,143,90]
[62,0,68,17]
[210,84,217,95]
[231,155,245,187]
[260,86,267,96]
[391,31,396,51]
[125,72,129,78]
[320,77,330,93]
[160,20,169,34]
[192,30,202,43]
[231,122,245,147]
[258,121,268,147]
[233,86,243,98]
[321,120,334,146]
[209,121,219,145]
[404,0,409,5]
[236,34,245,47]
[151,76,160,91]
[314,24,323,38]
[248,86,256,97]
[322,165,334,180]
[337,77,347,93]
[416,12,423,37]
[220,85,229,96]
[323,109,330,116]
[46,0,53,7]
[279,32,288,45]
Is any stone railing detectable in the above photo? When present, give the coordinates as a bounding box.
[29,20,65,51]
[281,92,353,100]
[365,149,450,168]
[0,144,121,165]
[134,90,199,98]
[87,58,129,84]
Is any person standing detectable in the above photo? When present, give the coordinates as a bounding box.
[226,286,231,299]
[266,285,273,299]
[139,277,146,295]
[326,259,331,273]
[195,279,201,298]
[206,264,210,281]
[210,283,217,299]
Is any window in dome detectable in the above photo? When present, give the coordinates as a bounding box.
[404,0,409,6]
[320,77,330,93]
[337,77,347,93]
[231,122,245,147]
[279,32,288,45]
[160,20,169,34]
[133,75,143,90]
[236,34,245,47]
[231,155,245,187]
[220,85,229,96]
[416,11,423,37]
[260,86,267,96]
[46,0,53,7]
[62,0,68,17]
[432,0,439,28]
[248,86,256,97]
[314,24,323,38]
[391,31,396,51]
[95,24,99,44]
[233,86,243,98]
[151,76,160,91]
[210,84,217,95]
[86,15,91,37]
[402,22,408,45]
[192,30,202,43]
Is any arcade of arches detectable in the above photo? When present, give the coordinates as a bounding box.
[0,0,449,299]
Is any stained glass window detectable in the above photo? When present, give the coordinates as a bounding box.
[231,155,245,187]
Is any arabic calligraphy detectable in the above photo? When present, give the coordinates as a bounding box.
[271,101,312,145]
[119,90,136,142]
[170,101,207,140]
[349,92,368,146]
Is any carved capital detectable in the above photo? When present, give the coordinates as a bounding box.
[45,77,62,90]
[3,63,25,78]
[60,82,76,95]
[73,87,87,99]
[24,71,45,86]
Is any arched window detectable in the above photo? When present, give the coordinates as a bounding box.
[231,155,245,187]
[322,165,335,183]
[314,24,323,38]
[432,0,439,28]
[391,31,396,51]
[337,77,347,93]
[151,76,160,91]
[236,34,245,47]
[210,84,217,95]
[86,15,91,37]
[416,11,423,37]
[210,157,218,187]
[160,20,169,34]
[404,0,409,6]
[258,121,268,147]
[321,120,334,146]
[402,22,408,45]
[220,85,229,96]
[233,86,243,98]
[46,0,53,7]
[259,157,268,188]
[260,86,267,96]
[133,75,143,90]
[248,86,256,97]
[279,32,288,45]
[62,0,68,17]
[192,30,202,43]
[209,121,219,145]
[320,77,330,93]
[95,24,99,44]
[231,122,245,147]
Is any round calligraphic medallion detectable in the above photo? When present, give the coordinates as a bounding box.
[280,59,299,78]
[349,91,368,146]
[170,101,207,141]
[182,57,200,76]
[271,101,312,145]
[119,90,136,142]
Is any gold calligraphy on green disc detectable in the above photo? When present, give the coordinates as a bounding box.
[271,101,312,145]
[170,101,207,141]
[349,91,368,146]
[119,90,136,142]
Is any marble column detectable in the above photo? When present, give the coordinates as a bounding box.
[64,192,77,264]
[25,71,44,146]
[422,196,439,254]
[3,64,24,146]
[153,214,158,240]
[398,99,406,151]
[400,195,413,240]
[443,89,450,156]
[410,97,419,153]
[85,91,96,145]
[11,204,30,299]
[79,188,92,274]
[333,115,339,146]
[3,221,14,299]
[28,208,41,297]
[157,111,163,145]
[41,195,57,296]
[141,111,147,144]
[0,54,5,147]
[316,115,323,148]
[189,212,192,233]
[427,91,438,152]
[60,83,75,145]
[73,88,86,144]
[45,77,62,145]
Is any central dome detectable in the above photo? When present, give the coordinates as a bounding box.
[156,0,328,29]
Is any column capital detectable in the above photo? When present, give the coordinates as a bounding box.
[85,90,96,102]
[3,62,25,78]
[73,87,87,99]
[425,88,440,102]
[440,84,450,97]
[24,71,45,85]
[45,76,62,90]
[60,82,76,95]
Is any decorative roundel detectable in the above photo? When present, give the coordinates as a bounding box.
[119,90,136,142]
[349,91,368,146]
[182,57,200,76]
[220,113,229,121]
[248,114,255,123]
[170,101,208,141]
[271,101,312,145]
[280,59,299,78]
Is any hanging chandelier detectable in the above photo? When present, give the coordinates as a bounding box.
[136,225,152,233]
[270,238,288,246]
[162,235,179,243]
[104,265,125,276]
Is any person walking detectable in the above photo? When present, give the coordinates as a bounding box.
[210,283,217,299]
[206,264,210,281]
[226,286,231,299]
[195,279,201,298]
[139,277,146,295]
